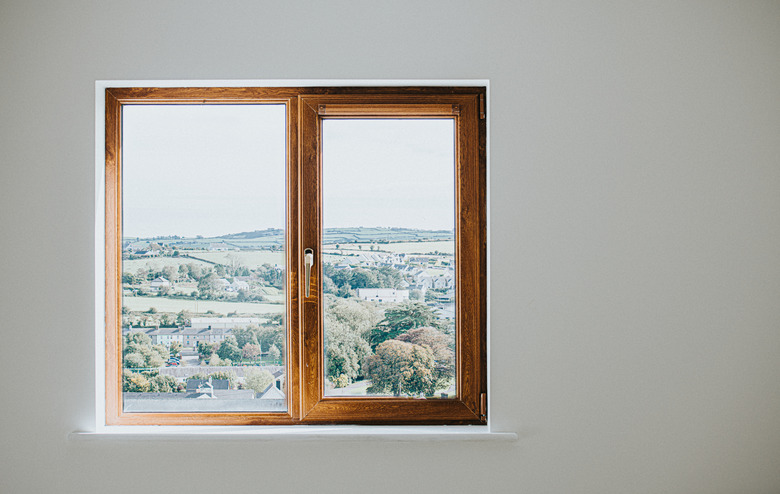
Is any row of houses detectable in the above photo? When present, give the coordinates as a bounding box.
[124,317,265,347]
[122,376,286,412]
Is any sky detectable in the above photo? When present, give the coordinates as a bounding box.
[323,119,455,230]
[122,105,455,238]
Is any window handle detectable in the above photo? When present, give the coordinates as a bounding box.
[304,248,314,298]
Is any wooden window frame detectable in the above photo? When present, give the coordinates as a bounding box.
[104,86,486,426]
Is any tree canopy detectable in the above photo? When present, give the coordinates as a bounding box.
[245,369,275,395]
[369,301,442,348]
[363,340,437,397]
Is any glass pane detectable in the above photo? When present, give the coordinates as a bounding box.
[322,119,456,398]
[120,104,287,412]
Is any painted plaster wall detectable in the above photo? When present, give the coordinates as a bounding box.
[1,1,779,492]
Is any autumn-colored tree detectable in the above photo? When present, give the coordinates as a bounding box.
[363,340,437,397]
[122,370,150,392]
[241,343,261,360]
[396,326,454,389]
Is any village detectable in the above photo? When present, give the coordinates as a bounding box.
[120,228,457,409]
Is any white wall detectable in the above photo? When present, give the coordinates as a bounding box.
[1,1,779,492]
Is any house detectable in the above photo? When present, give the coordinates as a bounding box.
[148,327,184,346]
[356,288,409,303]
[186,378,230,393]
[149,276,171,290]
[230,279,250,291]
[257,382,285,400]
[181,326,232,347]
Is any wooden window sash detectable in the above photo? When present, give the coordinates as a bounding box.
[104,86,486,425]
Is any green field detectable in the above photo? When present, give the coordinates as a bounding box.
[193,250,284,269]
[122,296,284,315]
[123,257,214,272]
[323,240,454,255]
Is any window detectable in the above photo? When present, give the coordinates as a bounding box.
[104,86,486,425]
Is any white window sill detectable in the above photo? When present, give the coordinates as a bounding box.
[69,426,517,442]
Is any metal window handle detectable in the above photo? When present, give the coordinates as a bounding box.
[304,248,314,298]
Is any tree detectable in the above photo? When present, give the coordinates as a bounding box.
[161,265,177,282]
[216,336,241,362]
[176,310,192,326]
[375,266,403,288]
[122,332,168,368]
[187,262,203,281]
[322,275,338,295]
[146,351,165,368]
[349,268,378,289]
[363,340,437,397]
[245,369,274,395]
[396,326,454,389]
[197,341,215,359]
[325,320,371,387]
[257,324,284,353]
[169,341,182,356]
[147,374,178,392]
[241,343,261,360]
[125,332,152,348]
[152,344,170,362]
[369,301,442,348]
[233,326,260,349]
[268,344,281,362]
[325,296,381,338]
[122,272,136,285]
[122,370,150,392]
[198,273,218,299]
[328,268,352,288]
[123,352,146,368]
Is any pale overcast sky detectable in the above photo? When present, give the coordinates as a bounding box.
[122,104,286,238]
[123,105,455,238]
[323,119,455,231]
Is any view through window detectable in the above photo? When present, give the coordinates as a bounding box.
[322,119,457,398]
[120,104,287,412]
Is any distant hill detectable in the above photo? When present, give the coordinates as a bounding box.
[125,227,453,249]
[219,229,284,240]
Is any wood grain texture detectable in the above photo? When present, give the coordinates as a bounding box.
[298,90,486,425]
[105,89,122,425]
[103,86,487,425]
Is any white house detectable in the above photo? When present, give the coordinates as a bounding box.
[150,276,171,290]
[230,279,249,291]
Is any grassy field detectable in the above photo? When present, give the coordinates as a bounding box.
[323,240,454,255]
[193,250,284,269]
[123,257,214,272]
[122,296,284,315]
